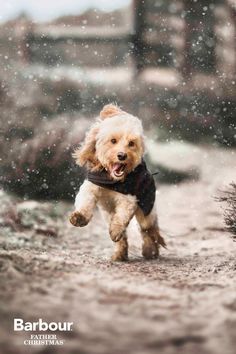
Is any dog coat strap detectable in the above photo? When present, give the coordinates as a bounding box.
[87,160,156,216]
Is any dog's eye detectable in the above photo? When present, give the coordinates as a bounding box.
[128,141,135,147]
[111,138,117,144]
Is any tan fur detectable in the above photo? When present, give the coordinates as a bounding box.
[111,233,128,261]
[72,123,102,171]
[70,104,166,261]
[100,104,123,120]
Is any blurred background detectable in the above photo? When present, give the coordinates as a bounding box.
[0,0,235,198]
[0,2,236,354]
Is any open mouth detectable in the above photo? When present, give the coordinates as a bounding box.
[111,163,126,178]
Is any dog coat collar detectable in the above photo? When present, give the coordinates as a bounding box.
[87,160,156,216]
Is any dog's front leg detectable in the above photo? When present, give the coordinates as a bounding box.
[109,194,137,242]
[70,181,99,227]
[111,232,128,261]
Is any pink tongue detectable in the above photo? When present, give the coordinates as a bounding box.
[112,163,122,173]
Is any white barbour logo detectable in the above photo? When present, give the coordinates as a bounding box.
[14,318,73,332]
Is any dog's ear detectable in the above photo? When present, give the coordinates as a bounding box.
[100,104,123,120]
[72,123,102,170]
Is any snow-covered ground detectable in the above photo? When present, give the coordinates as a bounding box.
[0,144,235,354]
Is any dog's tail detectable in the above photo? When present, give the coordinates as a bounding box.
[158,233,167,249]
[147,226,167,249]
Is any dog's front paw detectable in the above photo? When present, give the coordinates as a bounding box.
[69,211,89,227]
[111,252,128,262]
[109,227,124,242]
[109,218,129,242]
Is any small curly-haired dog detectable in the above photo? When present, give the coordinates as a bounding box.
[70,104,166,261]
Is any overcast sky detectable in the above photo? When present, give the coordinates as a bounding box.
[0,0,131,23]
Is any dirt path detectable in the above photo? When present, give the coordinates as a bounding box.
[0,145,236,354]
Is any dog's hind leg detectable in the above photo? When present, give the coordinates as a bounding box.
[135,204,166,260]
[111,232,128,261]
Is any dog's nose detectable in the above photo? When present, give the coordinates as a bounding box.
[117,152,127,161]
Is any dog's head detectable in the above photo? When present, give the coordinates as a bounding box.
[73,104,144,181]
